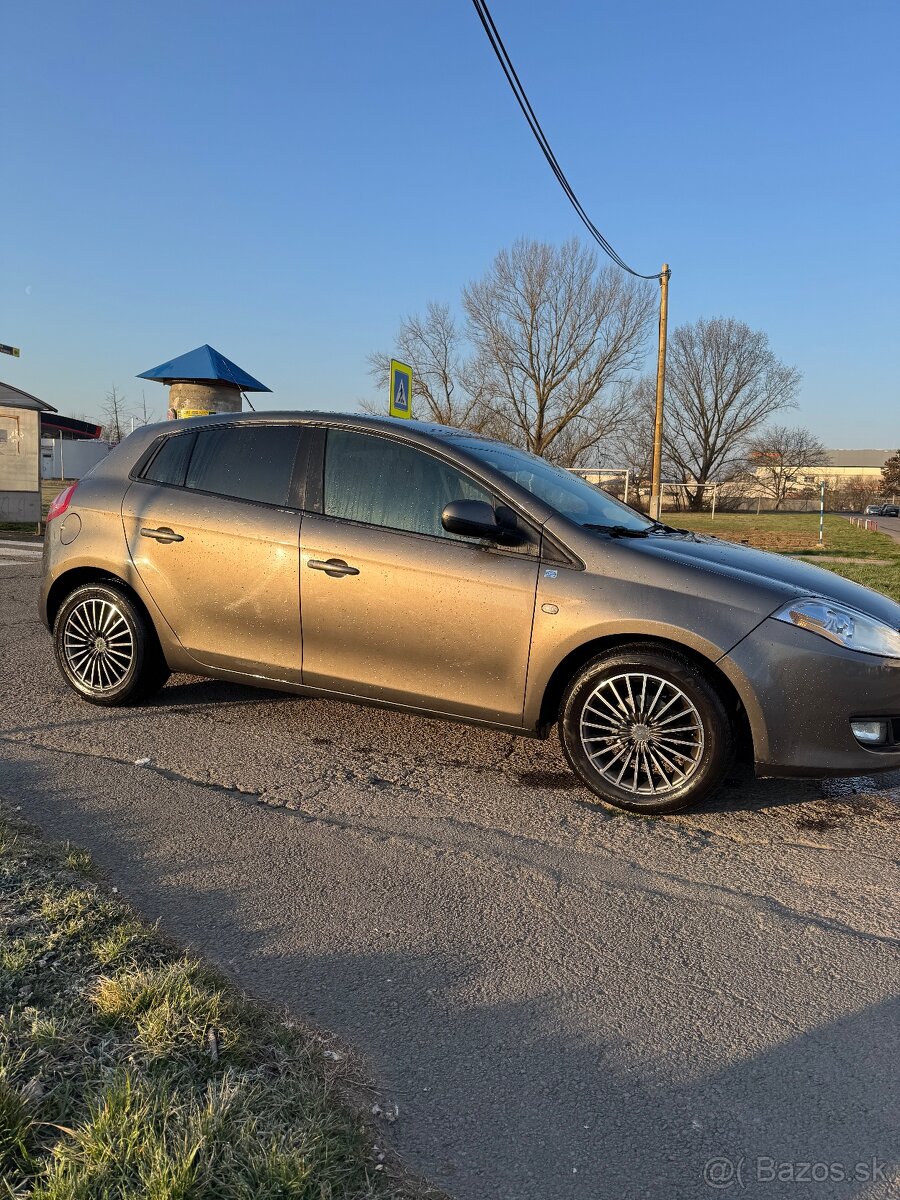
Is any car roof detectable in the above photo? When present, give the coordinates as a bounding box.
[160,409,502,445]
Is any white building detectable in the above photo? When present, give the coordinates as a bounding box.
[0,380,56,523]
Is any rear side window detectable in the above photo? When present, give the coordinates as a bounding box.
[143,433,196,486]
[185,425,303,507]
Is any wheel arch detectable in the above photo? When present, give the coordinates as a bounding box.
[47,567,156,637]
[535,634,754,763]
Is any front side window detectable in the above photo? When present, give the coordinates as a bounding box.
[453,437,652,532]
[323,429,495,540]
[185,425,303,507]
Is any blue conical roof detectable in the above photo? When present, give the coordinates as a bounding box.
[137,344,271,392]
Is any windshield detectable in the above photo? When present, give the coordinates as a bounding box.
[456,440,652,532]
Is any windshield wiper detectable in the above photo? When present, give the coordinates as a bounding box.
[582,520,697,539]
[581,523,650,538]
[645,520,694,535]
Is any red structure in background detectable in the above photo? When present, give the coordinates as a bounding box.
[40,413,103,440]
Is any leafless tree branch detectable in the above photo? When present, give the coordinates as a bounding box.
[100,385,133,445]
[463,239,655,462]
[366,303,494,432]
[747,424,827,509]
[662,317,801,508]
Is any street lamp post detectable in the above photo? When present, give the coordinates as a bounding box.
[648,265,671,522]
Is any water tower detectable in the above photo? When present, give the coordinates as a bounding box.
[138,344,270,419]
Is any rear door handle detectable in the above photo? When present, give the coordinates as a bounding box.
[307,557,359,577]
[140,526,184,543]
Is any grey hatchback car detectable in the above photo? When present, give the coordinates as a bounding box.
[40,413,900,814]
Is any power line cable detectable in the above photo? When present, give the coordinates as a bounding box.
[471,0,648,275]
[470,0,661,280]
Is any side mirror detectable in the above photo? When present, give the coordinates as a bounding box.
[441,499,522,544]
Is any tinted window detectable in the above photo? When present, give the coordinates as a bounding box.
[143,433,196,486]
[185,426,303,507]
[324,429,494,539]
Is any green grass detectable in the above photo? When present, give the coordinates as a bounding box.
[0,805,434,1200]
[674,513,900,602]
[811,559,900,603]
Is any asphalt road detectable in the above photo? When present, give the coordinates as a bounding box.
[864,513,900,544]
[1,548,898,1199]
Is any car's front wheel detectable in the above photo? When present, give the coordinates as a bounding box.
[54,582,170,706]
[559,644,734,814]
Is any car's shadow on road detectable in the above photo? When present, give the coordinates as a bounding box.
[147,679,863,819]
[7,673,898,826]
[0,676,291,740]
[144,676,296,708]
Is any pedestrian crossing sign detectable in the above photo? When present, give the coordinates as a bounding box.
[389,359,413,419]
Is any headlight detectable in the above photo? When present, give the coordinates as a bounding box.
[773,598,900,658]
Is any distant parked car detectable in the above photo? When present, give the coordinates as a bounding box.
[881,504,900,518]
[865,504,884,515]
[39,413,900,815]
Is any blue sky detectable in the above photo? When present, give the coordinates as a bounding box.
[3,0,898,446]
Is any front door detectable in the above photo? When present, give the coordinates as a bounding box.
[121,423,305,680]
[299,428,540,724]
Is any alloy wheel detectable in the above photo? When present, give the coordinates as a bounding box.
[62,598,135,692]
[579,672,705,796]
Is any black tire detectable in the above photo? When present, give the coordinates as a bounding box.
[559,644,734,815]
[53,582,170,707]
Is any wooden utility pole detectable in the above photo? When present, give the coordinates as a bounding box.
[648,264,670,521]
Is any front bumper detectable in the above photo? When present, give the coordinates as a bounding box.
[720,617,900,778]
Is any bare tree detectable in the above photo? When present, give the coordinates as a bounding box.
[607,378,659,505]
[463,239,655,462]
[100,385,132,445]
[137,389,159,426]
[747,425,828,509]
[367,303,493,432]
[663,318,801,508]
[828,474,882,513]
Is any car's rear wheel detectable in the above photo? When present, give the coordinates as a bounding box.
[54,582,170,706]
[559,645,734,814]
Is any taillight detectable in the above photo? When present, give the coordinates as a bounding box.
[46,484,77,523]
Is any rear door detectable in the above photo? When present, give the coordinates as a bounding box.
[121,423,307,680]
[298,427,541,724]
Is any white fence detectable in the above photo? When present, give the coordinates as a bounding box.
[41,438,110,480]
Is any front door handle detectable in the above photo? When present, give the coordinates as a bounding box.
[307,557,360,577]
[140,526,184,544]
